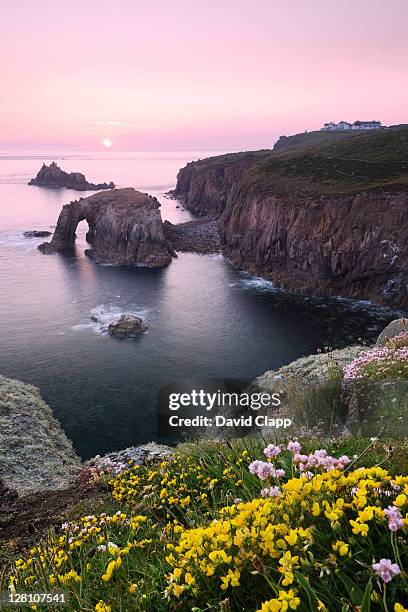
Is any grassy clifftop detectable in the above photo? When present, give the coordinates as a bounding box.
[192,127,408,196]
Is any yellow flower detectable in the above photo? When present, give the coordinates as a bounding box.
[101,560,116,582]
[95,601,111,612]
[220,569,240,590]
[332,541,349,557]
[185,572,196,586]
[394,494,407,508]
[128,583,137,594]
[395,605,408,612]
[311,502,321,516]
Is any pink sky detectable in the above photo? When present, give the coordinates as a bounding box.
[1,0,407,150]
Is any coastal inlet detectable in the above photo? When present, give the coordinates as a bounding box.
[0,151,400,458]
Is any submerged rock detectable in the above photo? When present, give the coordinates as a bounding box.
[38,188,174,267]
[23,230,52,238]
[29,162,115,191]
[0,376,81,496]
[107,314,148,338]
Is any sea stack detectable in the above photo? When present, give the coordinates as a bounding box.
[29,162,115,191]
[38,187,174,268]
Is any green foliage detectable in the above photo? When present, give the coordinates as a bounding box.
[1,437,408,611]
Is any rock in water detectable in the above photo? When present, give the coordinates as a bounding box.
[23,230,52,238]
[107,314,148,338]
[38,188,174,267]
[29,162,115,191]
[0,375,81,496]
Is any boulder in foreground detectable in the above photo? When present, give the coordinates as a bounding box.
[0,375,80,496]
[376,318,408,346]
[29,162,115,191]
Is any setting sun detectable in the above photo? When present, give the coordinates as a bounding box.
[102,137,113,148]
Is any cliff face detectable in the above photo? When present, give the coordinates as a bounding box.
[29,162,115,191]
[173,153,265,216]
[174,130,408,310]
[0,376,80,496]
[220,188,408,309]
[39,188,173,267]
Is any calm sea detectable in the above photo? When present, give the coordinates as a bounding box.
[0,150,394,458]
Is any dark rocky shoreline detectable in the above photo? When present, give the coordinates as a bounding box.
[173,128,408,310]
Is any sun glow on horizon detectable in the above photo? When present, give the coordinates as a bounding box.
[102,137,113,148]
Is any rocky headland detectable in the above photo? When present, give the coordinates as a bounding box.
[173,128,408,310]
[29,162,115,191]
[38,188,174,267]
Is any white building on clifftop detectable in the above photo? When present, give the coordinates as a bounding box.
[321,120,382,131]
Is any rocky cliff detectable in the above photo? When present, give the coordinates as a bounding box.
[0,376,80,496]
[174,128,408,310]
[29,162,115,190]
[172,152,267,216]
[39,188,174,267]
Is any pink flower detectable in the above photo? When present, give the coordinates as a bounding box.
[249,460,263,475]
[384,506,405,531]
[287,440,301,454]
[372,558,400,583]
[248,460,285,481]
[263,444,281,459]
[260,486,281,498]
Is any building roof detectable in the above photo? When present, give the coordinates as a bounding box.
[353,120,381,126]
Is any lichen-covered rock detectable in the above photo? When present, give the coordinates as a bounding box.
[376,318,408,346]
[256,346,365,394]
[29,162,114,191]
[86,442,172,471]
[107,314,148,338]
[0,376,81,496]
[38,188,173,267]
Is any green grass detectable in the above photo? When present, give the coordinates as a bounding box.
[1,436,408,611]
[188,127,408,196]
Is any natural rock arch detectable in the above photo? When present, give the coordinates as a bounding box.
[39,188,173,267]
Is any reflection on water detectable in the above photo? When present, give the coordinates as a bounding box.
[0,151,397,458]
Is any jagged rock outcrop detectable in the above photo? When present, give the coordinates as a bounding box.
[174,129,408,310]
[29,162,115,191]
[172,152,264,216]
[38,188,174,267]
[0,376,81,496]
